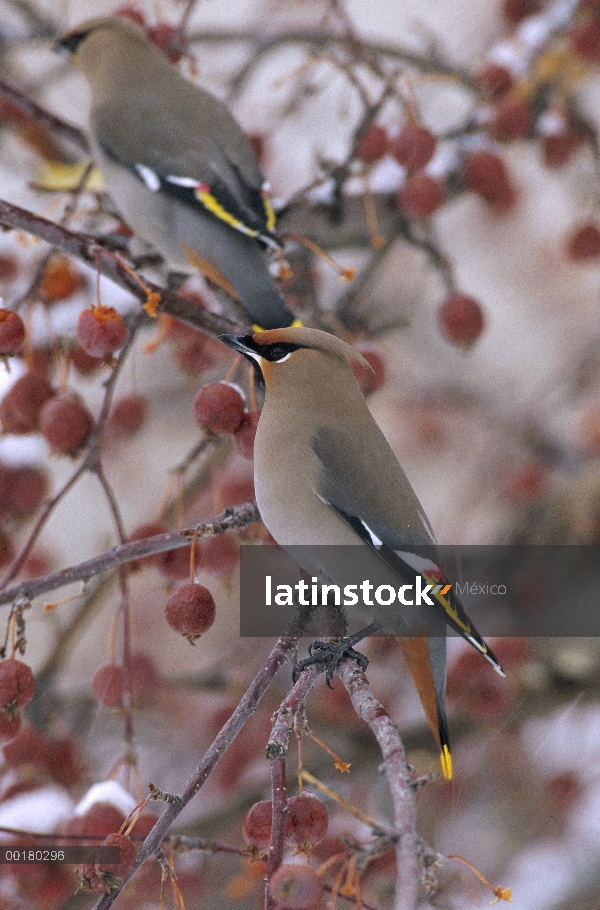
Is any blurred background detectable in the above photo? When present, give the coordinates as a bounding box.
[1,0,600,907]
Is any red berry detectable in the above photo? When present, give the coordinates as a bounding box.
[69,345,104,377]
[128,652,159,703]
[502,0,541,24]
[0,309,25,356]
[287,793,329,846]
[199,534,240,576]
[193,382,245,435]
[268,864,324,910]
[63,802,125,838]
[38,257,84,301]
[438,292,485,349]
[1,465,48,519]
[91,664,124,708]
[396,173,445,217]
[0,659,35,714]
[389,123,436,171]
[462,150,510,201]
[0,709,21,743]
[350,344,385,393]
[356,124,388,163]
[112,4,145,25]
[0,253,18,282]
[570,18,600,64]
[40,393,94,455]
[542,128,584,168]
[0,372,55,434]
[476,63,514,100]
[127,522,167,569]
[501,460,548,503]
[95,832,136,879]
[243,800,275,850]
[147,23,186,62]
[233,411,260,459]
[77,306,128,358]
[2,724,48,767]
[566,223,600,261]
[165,583,216,641]
[489,97,533,141]
[130,812,159,838]
[217,473,256,507]
[108,394,147,437]
[44,735,83,787]
[249,134,265,164]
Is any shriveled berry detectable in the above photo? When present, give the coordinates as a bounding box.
[77,306,128,358]
[268,864,324,910]
[242,799,275,850]
[389,123,436,171]
[0,709,21,743]
[476,63,514,100]
[287,793,329,846]
[38,257,84,301]
[69,345,103,377]
[91,664,124,708]
[95,832,136,879]
[567,223,600,261]
[0,309,25,356]
[438,293,484,349]
[489,97,532,141]
[396,173,445,217]
[570,18,600,64]
[165,583,216,641]
[193,382,245,435]
[350,344,385,393]
[356,124,388,163]
[40,393,93,455]
[0,372,55,434]
[200,534,240,576]
[233,411,260,459]
[0,659,35,714]
[108,394,147,437]
[462,150,510,201]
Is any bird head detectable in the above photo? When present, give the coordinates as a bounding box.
[219,327,373,391]
[54,16,153,77]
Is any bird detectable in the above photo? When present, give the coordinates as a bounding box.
[219,327,505,779]
[54,15,297,331]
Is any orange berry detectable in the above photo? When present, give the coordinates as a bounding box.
[38,257,84,301]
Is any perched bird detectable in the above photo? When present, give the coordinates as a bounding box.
[55,16,297,331]
[220,327,504,779]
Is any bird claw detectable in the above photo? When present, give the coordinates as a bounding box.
[292,639,369,687]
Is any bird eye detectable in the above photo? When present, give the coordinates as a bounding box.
[270,346,289,361]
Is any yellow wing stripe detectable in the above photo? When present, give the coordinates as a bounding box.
[262,193,277,232]
[194,188,261,239]
[440,745,453,780]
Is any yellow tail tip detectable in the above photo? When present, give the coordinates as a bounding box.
[440,744,453,780]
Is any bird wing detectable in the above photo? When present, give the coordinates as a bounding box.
[311,425,504,674]
[92,95,280,249]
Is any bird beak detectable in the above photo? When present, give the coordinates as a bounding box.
[219,334,256,356]
[52,30,85,56]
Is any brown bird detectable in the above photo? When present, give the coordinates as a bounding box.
[220,327,504,779]
[55,15,297,330]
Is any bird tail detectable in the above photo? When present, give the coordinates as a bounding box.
[396,636,453,780]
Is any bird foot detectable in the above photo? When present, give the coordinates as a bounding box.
[292,639,369,688]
